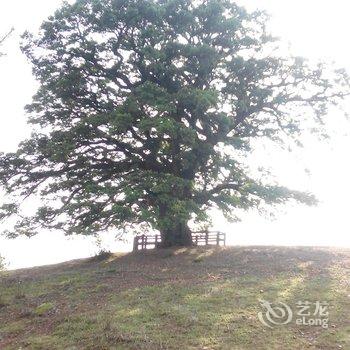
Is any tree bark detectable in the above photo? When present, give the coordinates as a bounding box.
[159,221,193,248]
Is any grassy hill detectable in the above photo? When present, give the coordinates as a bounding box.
[0,246,349,349]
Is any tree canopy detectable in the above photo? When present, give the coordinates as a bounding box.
[0,0,348,246]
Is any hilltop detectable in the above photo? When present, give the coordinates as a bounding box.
[0,246,349,349]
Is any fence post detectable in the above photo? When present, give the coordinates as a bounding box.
[216,232,220,246]
[133,236,138,252]
[205,230,208,245]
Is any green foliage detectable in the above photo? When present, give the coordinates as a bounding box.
[90,249,113,262]
[0,0,348,242]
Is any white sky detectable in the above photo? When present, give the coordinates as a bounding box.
[0,0,350,269]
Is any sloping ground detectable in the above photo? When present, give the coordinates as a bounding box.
[0,246,349,349]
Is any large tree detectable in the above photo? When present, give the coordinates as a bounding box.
[0,0,348,247]
[0,28,13,268]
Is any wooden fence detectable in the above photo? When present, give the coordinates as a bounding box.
[133,234,162,251]
[191,230,226,247]
[133,231,226,251]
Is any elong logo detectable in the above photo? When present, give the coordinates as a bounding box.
[258,299,329,329]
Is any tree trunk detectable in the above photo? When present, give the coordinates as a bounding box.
[159,222,193,248]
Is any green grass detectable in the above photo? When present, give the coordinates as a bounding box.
[34,302,55,316]
[0,246,349,349]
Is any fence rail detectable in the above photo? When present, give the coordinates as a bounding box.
[133,231,226,251]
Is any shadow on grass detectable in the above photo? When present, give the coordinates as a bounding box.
[1,246,349,349]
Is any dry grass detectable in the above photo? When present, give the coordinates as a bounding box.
[0,246,349,349]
